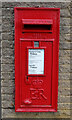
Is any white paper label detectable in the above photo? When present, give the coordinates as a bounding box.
[28,49,44,74]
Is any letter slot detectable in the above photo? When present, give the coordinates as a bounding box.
[22,19,53,33]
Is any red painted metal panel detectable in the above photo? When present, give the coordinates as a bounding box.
[14,7,60,112]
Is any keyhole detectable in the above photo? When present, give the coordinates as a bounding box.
[27,76,28,81]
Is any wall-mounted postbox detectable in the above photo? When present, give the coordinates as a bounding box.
[15,7,60,112]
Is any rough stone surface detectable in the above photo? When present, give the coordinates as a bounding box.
[59,73,71,80]
[58,103,70,110]
[1,1,71,119]
[60,9,70,17]
[1,32,14,40]
[1,64,14,72]
[59,65,70,73]
[1,56,14,64]
[1,72,15,80]
[60,34,71,42]
[1,86,14,94]
[59,57,70,65]
[2,2,71,9]
[2,48,14,56]
[59,50,71,57]
[58,96,70,103]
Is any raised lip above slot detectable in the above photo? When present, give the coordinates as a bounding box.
[20,38,54,42]
[22,19,53,25]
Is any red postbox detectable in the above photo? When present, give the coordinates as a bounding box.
[14,7,60,112]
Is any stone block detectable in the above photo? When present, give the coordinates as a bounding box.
[1,64,14,72]
[58,103,70,110]
[58,88,70,96]
[2,100,14,109]
[59,50,71,57]
[2,32,14,40]
[2,48,14,56]
[59,73,71,80]
[60,34,70,42]
[2,40,14,48]
[60,26,70,34]
[1,86,14,94]
[59,42,71,50]
[1,56,14,64]
[60,9,70,17]
[59,57,70,65]
[1,80,14,87]
[2,8,14,16]
[59,65,70,73]
[58,96,70,103]
[2,23,14,32]
[1,94,14,101]
[1,72,15,80]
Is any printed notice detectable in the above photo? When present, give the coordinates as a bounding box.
[28,49,44,74]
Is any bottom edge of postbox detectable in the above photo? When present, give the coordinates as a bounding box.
[15,108,57,112]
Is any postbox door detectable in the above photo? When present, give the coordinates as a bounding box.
[20,40,53,109]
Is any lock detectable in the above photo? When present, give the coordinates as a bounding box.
[15,7,60,112]
[25,76,31,85]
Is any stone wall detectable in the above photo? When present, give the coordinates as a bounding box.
[1,2,72,119]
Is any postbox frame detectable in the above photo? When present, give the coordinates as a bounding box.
[15,7,60,112]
